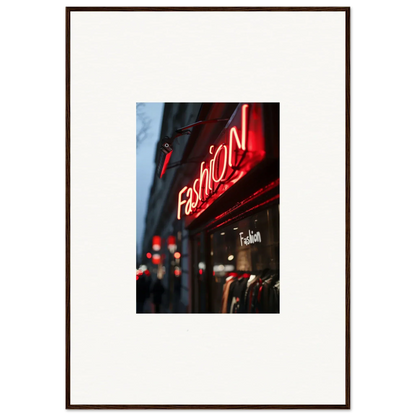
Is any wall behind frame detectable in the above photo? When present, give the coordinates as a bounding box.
[70,10,346,405]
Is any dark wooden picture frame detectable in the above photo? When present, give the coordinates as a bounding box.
[66,7,350,409]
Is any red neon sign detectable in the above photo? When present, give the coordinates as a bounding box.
[177,104,266,220]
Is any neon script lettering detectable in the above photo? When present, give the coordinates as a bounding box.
[177,104,249,220]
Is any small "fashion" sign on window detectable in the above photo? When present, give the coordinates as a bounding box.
[239,230,262,246]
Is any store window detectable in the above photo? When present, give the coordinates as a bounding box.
[191,233,207,313]
[210,204,280,313]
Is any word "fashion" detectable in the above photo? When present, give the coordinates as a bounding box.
[239,230,262,246]
[177,104,249,220]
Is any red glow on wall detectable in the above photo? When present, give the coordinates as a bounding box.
[174,269,181,277]
[176,104,266,221]
[146,252,152,259]
[173,252,181,259]
[213,192,280,233]
[212,144,227,183]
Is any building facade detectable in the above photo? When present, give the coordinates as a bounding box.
[140,103,279,313]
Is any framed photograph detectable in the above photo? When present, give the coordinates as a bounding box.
[66,7,350,409]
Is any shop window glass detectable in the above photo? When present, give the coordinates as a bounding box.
[191,233,207,312]
[210,204,279,313]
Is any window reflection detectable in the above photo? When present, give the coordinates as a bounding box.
[210,204,280,313]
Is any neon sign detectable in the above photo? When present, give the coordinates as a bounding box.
[177,104,266,221]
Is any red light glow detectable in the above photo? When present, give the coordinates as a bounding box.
[228,104,248,167]
[167,236,175,246]
[152,236,161,251]
[212,144,227,183]
[173,252,181,259]
[176,104,266,221]
[177,186,188,220]
[160,151,172,178]
[146,252,152,259]
[167,235,176,252]
[199,269,203,275]
[152,254,161,264]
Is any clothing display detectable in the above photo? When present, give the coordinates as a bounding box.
[210,203,279,313]
[228,273,250,313]
[220,269,279,313]
[220,273,238,313]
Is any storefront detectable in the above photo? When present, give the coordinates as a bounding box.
[141,102,279,313]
